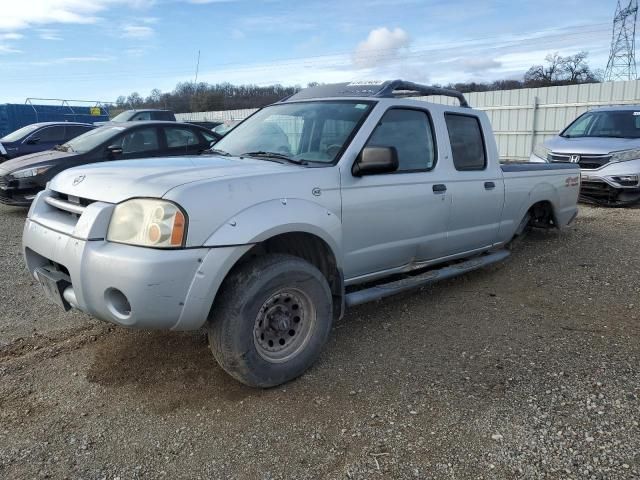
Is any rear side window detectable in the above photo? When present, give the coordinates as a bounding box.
[365,109,436,172]
[165,127,199,148]
[65,126,92,140]
[445,114,486,171]
[34,126,65,143]
[156,111,175,121]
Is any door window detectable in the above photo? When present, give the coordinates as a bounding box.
[114,128,160,154]
[65,126,92,140]
[165,127,199,148]
[445,114,486,171]
[131,111,151,121]
[32,126,65,143]
[365,109,436,172]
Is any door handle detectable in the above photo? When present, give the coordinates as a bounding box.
[484,181,496,190]
[432,184,447,193]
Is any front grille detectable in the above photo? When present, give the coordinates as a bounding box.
[579,179,620,205]
[550,153,612,170]
[45,190,96,220]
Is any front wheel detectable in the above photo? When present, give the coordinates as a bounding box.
[207,254,333,388]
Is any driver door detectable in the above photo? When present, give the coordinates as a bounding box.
[340,108,450,281]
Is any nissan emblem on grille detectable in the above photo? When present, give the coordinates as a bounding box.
[72,175,86,186]
[570,155,581,163]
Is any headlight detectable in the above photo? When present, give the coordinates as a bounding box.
[11,165,51,178]
[610,148,640,163]
[533,144,551,161]
[107,199,187,248]
[609,174,639,186]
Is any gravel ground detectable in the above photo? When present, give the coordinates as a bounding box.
[1,204,639,479]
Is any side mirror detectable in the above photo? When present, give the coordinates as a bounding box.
[352,146,399,176]
[106,145,124,158]
[25,137,40,145]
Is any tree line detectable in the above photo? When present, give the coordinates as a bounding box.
[114,51,603,113]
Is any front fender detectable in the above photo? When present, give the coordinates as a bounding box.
[203,198,343,268]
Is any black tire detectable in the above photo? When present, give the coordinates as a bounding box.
[207,254,333,388]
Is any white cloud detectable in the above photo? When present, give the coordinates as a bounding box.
[353,27,411,69]
[38,29,62,41]
[0,1,155,32]
[0,45,22,54]
[461,58,503,73]
[29,55,114,66]
[121,24,154,38]
[0,32,24,40]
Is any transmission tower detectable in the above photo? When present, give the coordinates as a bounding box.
[605,0,638,81]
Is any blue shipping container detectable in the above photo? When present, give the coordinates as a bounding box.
[0,103,110,138]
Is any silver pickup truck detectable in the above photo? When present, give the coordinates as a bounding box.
[23,80,580,387]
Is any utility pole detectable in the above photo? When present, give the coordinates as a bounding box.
[605,0,638,81]
[194,50,201,87]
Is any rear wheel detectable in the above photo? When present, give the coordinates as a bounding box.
[207,254,333,388]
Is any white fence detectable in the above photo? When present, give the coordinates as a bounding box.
[178,80,640,161]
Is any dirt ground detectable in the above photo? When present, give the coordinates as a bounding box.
[1,204,639,479]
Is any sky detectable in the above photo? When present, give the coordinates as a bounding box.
[0,0,618,104]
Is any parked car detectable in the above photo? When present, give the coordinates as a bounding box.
[22,80,579,387]
[0,122,94,161]
[94,109,177,126]
[0,121,218,206]
[531,106,640,206]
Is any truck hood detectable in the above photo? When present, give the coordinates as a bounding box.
[545,136,640,155]
[49,155,298,203]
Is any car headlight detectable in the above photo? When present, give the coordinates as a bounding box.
[11,165,52,178]
[107,199,187,248]
[609,174,640,186]
[533,144,551,161]
[610,148,640,163]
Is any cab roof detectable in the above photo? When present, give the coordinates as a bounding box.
[282,80,470,108]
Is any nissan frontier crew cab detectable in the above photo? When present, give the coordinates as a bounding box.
[23,80,580,388]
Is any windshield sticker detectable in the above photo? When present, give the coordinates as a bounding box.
[354,104,368,110]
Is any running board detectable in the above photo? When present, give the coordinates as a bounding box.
[344,249,510,307]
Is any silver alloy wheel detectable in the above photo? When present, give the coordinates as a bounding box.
[253,288,316,363]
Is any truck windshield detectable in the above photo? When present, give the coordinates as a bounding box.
[63,126,125,153]
[212,101,374,164]
[562,110,640,139]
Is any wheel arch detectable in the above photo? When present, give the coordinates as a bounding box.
[204,230,345,330]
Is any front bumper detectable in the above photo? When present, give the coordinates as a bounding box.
[0,175,42,206]
[579,165,640,206]
[22,191,252,330]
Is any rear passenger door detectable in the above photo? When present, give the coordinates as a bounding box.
[162,126,205,156]
[441,113,504,254]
